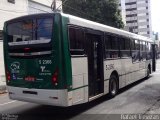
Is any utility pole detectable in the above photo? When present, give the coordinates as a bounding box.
[51,0,56,12]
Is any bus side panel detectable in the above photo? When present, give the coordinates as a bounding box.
[103,60,113,94]
[125,59,133,85]
[104,59,123,94]
[139,61,146,79]
[119,59,131,87]
[61,15,73,89]
[68,57,88,106]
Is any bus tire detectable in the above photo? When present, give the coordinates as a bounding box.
[146,67,150,79]
[109,74,118,98]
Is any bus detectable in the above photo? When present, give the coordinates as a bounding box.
[3,13,154,107]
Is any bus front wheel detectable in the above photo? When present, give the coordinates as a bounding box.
[109,75,118,98]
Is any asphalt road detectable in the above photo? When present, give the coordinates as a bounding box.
[1,61,160,120]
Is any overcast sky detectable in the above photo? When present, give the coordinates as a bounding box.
[151,0,160,34]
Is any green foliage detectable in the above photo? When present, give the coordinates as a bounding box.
[62,0,124,29]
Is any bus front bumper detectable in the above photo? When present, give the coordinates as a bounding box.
[7,86,69,107]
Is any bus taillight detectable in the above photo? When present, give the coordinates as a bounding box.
[7,71,11,82]
[24,48,30,52]
[52,69,58,86]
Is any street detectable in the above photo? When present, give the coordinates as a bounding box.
[1,61,160,120]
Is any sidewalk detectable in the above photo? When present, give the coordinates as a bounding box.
[0,75,7,94]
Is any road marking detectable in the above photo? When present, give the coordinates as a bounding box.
[0,100,16,106]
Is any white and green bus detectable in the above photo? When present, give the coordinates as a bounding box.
[3,13,154,106]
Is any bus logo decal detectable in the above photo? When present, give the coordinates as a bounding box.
[10,62,20,71]
[40,66,46,72]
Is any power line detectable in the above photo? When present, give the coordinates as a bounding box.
[46,0,52,4]
[29,6,51,13]
[51,0,69,12]
[51,0,56,11]
[56,0,68,11]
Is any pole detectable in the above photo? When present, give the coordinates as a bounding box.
[51,0,56,12]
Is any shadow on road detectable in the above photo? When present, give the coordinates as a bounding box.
[118,76,152,95]
[17,76,152,120]
[18,95,111,120]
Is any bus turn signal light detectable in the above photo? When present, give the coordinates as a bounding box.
[52,69,58,86]
[24,48,30,52]
[7,71,11,82]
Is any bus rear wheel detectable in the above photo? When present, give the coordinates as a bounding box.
[146,67,150,79]
[109,75,118,98]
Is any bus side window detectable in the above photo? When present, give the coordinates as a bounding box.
[140,41,146,61]
[146,42,152,60]
[68,27,85,55]
[120,37,131,58]
[105,34,119,59]
[131,39,140,62]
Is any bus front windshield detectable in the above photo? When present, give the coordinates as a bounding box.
[7,18,53,46]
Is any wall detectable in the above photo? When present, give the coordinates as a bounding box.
[0,0,28,30]
[0,42,4,78]
[28,1,52,14]
[30,0,62,11]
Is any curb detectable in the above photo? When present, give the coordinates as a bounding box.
[0,85,7,94]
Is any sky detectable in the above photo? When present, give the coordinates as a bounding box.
[151,0,160,34]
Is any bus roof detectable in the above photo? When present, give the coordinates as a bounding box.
[61,13,153,43]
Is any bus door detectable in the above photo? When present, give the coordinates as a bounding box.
[85,33,104,97]
[152,44,157,72]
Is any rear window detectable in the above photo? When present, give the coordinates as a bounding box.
[7,18,53,46]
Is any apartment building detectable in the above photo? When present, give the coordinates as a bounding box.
[119,0,152,38]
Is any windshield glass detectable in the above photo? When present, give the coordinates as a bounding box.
[7,18,53,46]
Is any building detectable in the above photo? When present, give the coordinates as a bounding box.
[0,0,62,33]
[0,0,62,79]
[119,0,152,38]
[28,0,62,14]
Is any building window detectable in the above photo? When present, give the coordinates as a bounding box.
[126,14,137,17]
[125,2,136,5]
[126,20,137,23]
[0,31,3,41]
[8,0,15,4]
[126,8,137,11]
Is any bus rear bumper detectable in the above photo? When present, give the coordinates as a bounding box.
[7,86,69,107]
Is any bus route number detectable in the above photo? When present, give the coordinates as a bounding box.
[106,64,114,70]
[39,60,52,65]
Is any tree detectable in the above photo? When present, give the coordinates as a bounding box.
[62,0,124,29]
